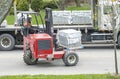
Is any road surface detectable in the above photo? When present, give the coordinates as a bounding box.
[0,45,120,76]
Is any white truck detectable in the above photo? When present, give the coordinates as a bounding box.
[53,0,120,46]
[0,0,120,51]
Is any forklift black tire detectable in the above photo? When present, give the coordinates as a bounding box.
[0,34,15,51]
[63,53,79,66]
[23,49,38,65]
[117,34,120,47]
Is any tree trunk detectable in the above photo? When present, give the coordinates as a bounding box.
[52,0,65,10]
[52,0,59,9]
[59,0,65,10]
[75,0,81,7]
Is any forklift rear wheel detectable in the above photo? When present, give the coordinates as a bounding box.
[63,53,79,66]
[0,34,15,51]
[23,49,38,65]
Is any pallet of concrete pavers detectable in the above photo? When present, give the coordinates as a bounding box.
[52,11,72,25]
[71,10,92,24]
[57,29,82,49]
[52,10,92,25]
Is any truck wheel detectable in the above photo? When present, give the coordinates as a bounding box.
[0,34,15,51]
[23,49,38,65]
[63,53,79,66]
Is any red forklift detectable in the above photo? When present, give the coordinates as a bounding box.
[22,8,79,66]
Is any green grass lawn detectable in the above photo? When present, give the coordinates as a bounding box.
[0,74,120,79]
[66,4,90,10]
[6,15,15,25]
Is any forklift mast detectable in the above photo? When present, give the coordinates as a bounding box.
[45,8,54,37]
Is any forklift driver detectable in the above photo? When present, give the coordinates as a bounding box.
[23,15,35,36]
[24,15,32,27]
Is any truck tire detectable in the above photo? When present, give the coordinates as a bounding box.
[63,53,79,66]
[23,49,38,65]
[118,34,120,47]
[0,34,15,51]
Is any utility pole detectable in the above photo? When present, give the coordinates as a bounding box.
[110,0,119,75]
[14,0,17,26]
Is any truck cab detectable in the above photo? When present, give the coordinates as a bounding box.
[98,0,120,30]
[90,0,120,44]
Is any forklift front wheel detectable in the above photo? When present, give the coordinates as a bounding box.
[23,49,38,65]
[63,53,79,66]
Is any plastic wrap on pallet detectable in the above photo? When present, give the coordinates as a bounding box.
[57,29,82,49]
[71,10,92,24]
[52,11,72,24]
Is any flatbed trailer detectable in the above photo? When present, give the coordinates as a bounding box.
[0,24,93,50]
[53,25,93,30]
[0,22,113,51]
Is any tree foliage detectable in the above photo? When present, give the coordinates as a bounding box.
[52,0,81,10]
[31,0,43,12]
[17,0,29,11]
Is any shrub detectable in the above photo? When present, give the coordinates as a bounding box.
[43,1,58,9]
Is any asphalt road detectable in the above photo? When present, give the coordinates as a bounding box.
[0,45,120,76]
